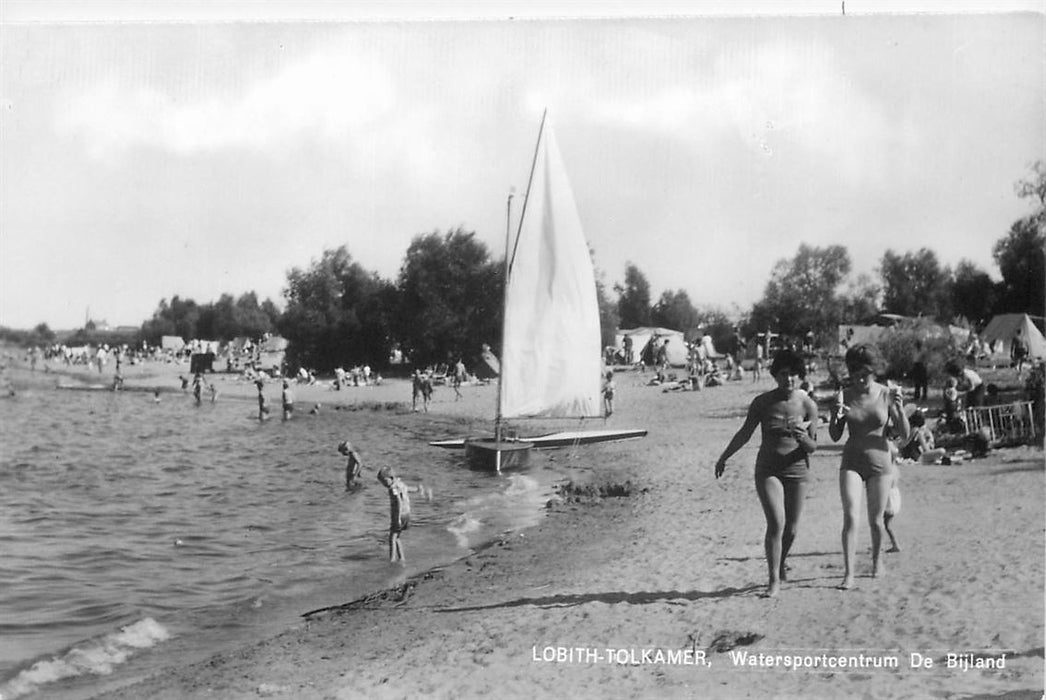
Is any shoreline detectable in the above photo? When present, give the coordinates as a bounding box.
[5,360,1043,699]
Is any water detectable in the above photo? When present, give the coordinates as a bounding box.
[0,385,568,699]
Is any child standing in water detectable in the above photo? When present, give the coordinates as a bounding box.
[376,466,430,563]
[338,440,363,490]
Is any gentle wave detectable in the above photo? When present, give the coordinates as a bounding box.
[0,618,171,700]
[0,383,567,697]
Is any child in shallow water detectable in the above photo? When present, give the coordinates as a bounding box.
[376,466,431,563]
[338,440,363,490]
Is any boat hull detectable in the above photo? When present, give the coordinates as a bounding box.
[463,438,534,471]
[432,428,647,451]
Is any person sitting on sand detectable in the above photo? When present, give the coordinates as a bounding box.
[338,440,363,490]
[376,466,429,563]
[829,344,910,590]
[898,411,947,464]
[715,349,819,598]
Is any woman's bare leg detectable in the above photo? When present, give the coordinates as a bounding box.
[838,469,864,589]
[780,479,807,581]
[866,474,891,577]
[755,474,785,597]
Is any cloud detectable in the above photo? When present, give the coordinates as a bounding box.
[55,44,398,158]
[588,38,894,186]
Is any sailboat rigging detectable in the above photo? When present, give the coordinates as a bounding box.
[432,111,646,470]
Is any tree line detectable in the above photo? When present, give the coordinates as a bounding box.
[11,164,1043,373]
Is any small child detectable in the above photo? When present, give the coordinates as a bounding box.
[602,370,615,417]
[376,466,429,563]
[941,376,966,434]
[883,464,902,553]
[942,376,960,420]
[338,440,363,490]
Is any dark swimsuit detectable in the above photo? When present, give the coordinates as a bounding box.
[755,428,810,481]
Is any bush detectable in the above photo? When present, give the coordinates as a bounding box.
[875,319,961,383]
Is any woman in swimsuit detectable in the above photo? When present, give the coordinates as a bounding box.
[715,349,819,597]
[829,344,909,590]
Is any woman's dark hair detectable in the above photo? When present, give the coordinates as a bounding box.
[944,360,963,377]
[844,343,881,373]
[770,348,806,378]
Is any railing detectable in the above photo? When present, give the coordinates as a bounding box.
[963,401,1037,445]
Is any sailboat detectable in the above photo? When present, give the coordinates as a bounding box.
[431,112,647,471]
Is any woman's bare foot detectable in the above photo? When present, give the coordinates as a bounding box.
[886,545,900,553]
[871,559,885,578]
[779,563,791,582]
[764,581,781,598]
[837,575,854,590]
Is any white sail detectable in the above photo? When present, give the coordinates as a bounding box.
[499,120,602,419]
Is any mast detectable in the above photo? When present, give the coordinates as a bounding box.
[494,110,548,472]
[493,187,514,466]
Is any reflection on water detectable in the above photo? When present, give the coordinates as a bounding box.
[0,385,562,699]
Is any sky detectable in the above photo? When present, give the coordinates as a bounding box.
[1,2,1043,330]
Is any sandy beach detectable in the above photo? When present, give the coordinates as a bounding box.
[11,359,1045,699]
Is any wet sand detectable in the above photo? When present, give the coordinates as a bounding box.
[17,360,1046,699]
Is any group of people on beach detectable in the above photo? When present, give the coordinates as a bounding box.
[715,343,908,597]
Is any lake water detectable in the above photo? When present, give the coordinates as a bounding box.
[0,383,573,699]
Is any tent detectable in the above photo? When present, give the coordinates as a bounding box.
[257,336,289,372]
[696,334,727,360]
[161,335,185,352]
[614,327,689,367]
[980,314,1046,360]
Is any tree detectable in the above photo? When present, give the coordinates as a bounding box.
[140,291,279,345]
[951,260,998,327]
[651,289,700,332]
[394,228,502,368]
[749,243,851,346]
[879,248,953,320]
[615,262,652,328]
[993,162,1045,315]
[838,273,883,325]
[32,323,56,344]
[594,265,620,349]
[279,246,395,372]
[140,295,200,344]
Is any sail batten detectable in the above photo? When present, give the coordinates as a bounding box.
[499,119,602,420]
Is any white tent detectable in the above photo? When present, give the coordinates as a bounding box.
[614,327,689,366]
[980,314,1046,360]
[161,335,185,351]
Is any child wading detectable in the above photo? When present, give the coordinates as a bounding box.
[338,440,363,490]
[376,466,430,563]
